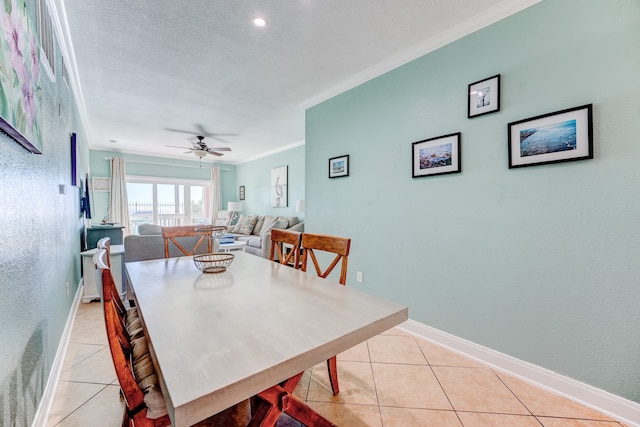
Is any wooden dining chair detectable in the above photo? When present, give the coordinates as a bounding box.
[301,233,351,395]
[161,225,213,258]
[269,229,302,268]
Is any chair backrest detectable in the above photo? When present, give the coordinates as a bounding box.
[161,225,212,258]
[301,233,351,285]
[270,229,302,268]
[96,237,111,267]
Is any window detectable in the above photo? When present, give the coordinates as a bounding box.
[127,177,210,234]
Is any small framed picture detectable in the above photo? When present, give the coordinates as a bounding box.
[329,155,349,178]
[412,133,461,178]
[239,185,245,200]
[508,104,593,169]
[468,74,500,118]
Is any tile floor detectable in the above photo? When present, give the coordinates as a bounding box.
[47,302,629,427]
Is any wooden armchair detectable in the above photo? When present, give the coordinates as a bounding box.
[269,229,302,268]
[301,233,351,395]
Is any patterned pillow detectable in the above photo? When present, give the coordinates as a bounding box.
[272,219,289,230]
[232,215,259,235]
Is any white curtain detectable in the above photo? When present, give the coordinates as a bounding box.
[209,167,222,224]
[109,158,131,236]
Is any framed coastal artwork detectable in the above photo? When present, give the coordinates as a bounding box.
[270,165,288,207]
[328,155,349,178]
[412,132,461,178]
[468,74,500,119]
[0,0,43,153]
[508,104,593,169]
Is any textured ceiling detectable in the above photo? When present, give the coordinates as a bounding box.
[59,0,539,164]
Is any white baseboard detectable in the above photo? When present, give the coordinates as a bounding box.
[399,319,640,427]
[31,280,84,427]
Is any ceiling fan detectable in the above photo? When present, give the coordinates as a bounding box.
[166,124,237,144]
[166,135,232,158]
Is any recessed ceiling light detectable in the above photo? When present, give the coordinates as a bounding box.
[252,17,267,27]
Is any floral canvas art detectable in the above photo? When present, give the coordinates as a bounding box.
[0,0,42,153]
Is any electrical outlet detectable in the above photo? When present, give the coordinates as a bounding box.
[66,282,70,296]
[356,271,363,283]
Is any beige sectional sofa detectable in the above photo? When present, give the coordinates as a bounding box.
[225,214,304,258]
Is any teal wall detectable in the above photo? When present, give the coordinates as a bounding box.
[235,145,305,219]
[0,0,90,423]
[306,0,640,403]
[89,150,236,225]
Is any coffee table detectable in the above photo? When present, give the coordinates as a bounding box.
[218,240,247,252]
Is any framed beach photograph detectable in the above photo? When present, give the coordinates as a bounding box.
[239,185,245,200]
[412,132,461,178]
[468,74,500,118]
[329,155,349,178]
[508,104,593,169]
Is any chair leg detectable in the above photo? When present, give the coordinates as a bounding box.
[327,356,339,395]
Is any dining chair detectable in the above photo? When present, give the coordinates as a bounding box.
[161,225,213,258]
[269,229,302,268]
[301,232,351,395]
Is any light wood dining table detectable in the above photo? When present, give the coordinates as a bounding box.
[125,251,408,426]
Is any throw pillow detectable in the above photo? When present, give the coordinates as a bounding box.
[272,219,289,230]
[260,215,279,235]
[287,217,300,227]
[252,216,265,235]
[232,215,259,235]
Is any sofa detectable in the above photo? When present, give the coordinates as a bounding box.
[225,214,304,259]
[123,224,220,262]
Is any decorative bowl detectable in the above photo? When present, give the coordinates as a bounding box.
[193,253,234,273]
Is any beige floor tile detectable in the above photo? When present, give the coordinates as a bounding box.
[457,412,542,426]
[53,384,123,427]
[46,381,107,426]
[415,338,484,368]
[71,321,108,345]
[75,302,104,321]
[60,347,116,384]
[367,335,427,365]
[61,343,104,372]
[339,341,370,362]
[496,372,616,422]
[433,366,529,414]
[379,407,462,427]
[307,402,382,427]
[371,363,451,410]
[537,417,625,427]
[378,326,413,336]
[292,369,312,401]
[307,361,378,405]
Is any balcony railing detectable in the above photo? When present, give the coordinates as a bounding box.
[128,201,208,234]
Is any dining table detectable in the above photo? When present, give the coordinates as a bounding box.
[125,251,408,426]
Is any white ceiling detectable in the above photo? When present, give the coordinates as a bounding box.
[58,0,539,164]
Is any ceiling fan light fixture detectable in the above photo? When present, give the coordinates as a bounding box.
[194,150,208,158]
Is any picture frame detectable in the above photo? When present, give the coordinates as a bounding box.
[239,185,245,200]
[328,155,349,178]
[468,74,500,118]
[71,133,77,186]
[508,104,593,169]
[412,132,461,178]
[271,166,288,207]
[0,0,43,153]
[92,177,110,192]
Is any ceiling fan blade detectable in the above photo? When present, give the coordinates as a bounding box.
[208,151,224,157]
[166,145,191,149]
[166,127,199,136]
[208,147,231,152]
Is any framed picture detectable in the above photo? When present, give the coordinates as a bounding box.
[508,104,593,169]
[0,1,43,153]
[71,133,77,186]
[92,177,110,191]
[239,185,245,200]
[412,132,461,178]
[468,74,500,118]
[328,155,349,178]
[271,166,288,207]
